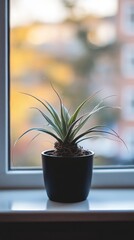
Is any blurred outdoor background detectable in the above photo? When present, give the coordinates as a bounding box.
[10,0,134,168]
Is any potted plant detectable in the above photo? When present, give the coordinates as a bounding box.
[15,82,126,203]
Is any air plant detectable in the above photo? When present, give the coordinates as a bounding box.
[14,82,127,157]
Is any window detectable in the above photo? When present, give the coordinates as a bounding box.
[121,127,134,161]
[121,44,134,78]
[0,0,134,188]
[122,87,134,120]
[121,1,134,35]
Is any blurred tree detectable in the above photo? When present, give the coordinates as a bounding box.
[60,0,119,110]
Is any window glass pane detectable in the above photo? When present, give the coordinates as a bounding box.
[10,0,134,168]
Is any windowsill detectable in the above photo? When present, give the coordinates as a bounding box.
[0,188,134,222]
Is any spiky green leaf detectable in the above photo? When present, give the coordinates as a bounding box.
[72,125,127,149]
[44,100,61,128]
[30,107,63,139]
[68,90,102,126]
[14,127,62,147]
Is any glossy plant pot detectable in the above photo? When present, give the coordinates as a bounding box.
[42,150,94,203]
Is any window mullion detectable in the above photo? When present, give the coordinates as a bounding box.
[0,0,7,179]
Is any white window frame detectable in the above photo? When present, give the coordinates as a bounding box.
[0,0,134,189]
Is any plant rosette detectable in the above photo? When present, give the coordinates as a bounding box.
[14,82,127,203]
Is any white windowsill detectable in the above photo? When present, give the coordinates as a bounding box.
[0,188,134,222]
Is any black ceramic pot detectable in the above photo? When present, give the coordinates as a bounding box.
[42,150,94,203]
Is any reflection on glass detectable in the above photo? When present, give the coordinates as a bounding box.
[46,199,89,211]
[11,200,89,211]
[11,202,46,211]
[10,0,134,168]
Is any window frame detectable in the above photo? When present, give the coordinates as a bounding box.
[0,0,134,189]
